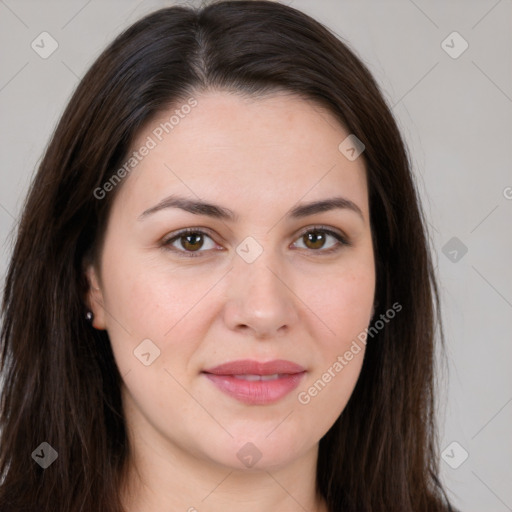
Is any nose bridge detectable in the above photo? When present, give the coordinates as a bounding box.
[223,241,298,335]
[239,250,282,297]
[236,242,287,303]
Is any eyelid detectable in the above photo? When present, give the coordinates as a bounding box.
[161,224,350,257]
[293,224,349,245]
[161,227,222,257]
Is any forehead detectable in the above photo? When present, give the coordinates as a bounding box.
[113,90,369,220]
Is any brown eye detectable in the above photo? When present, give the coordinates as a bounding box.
[163,229,217,257]
[180,232,204,252]
[293,227,349,254]
[303,230,327,250]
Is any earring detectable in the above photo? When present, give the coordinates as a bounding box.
[86,311,94,322]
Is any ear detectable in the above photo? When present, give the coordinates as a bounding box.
[84,264,107,330]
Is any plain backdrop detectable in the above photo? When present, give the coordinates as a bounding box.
[0,1,511,510]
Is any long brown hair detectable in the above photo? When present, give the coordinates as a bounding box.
[0,1,455,510]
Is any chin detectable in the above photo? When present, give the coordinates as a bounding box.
[203,431,313,472]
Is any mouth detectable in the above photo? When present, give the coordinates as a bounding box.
[231,373,288,381]
[202,359,306,405]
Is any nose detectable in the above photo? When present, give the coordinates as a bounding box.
[222,250,299,339]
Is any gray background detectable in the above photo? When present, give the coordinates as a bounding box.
[1,0,511,510]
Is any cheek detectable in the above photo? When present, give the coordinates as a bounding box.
[332,272,374,339]
[296,347,365,440]
[294,267,372,425]
[297,260,375,345]
[101,253,220,378]
[292,257,374,414]
[103,247,207,334]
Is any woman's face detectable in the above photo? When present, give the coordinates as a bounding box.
[86,90,375,472]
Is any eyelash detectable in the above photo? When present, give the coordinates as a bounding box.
[161,225,351,258]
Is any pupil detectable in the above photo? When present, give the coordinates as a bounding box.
[183,233,203,250]
[307,231,324,249]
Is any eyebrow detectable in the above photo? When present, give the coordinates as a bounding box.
[138,194,364,222]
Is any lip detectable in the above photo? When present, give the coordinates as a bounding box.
[203,359,306,376]
[202,359,306,405]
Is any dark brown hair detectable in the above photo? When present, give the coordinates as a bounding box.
[0,1,456,510]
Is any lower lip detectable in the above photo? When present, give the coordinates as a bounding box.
[203,372,306,405]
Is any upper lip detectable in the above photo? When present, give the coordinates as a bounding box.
[202,359,306,376]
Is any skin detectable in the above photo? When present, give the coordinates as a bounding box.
[86,90,375,512]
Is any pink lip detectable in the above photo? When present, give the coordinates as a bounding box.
[202,359,306,405]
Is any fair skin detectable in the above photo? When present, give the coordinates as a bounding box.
[86,90,375,512]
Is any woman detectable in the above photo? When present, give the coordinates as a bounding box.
[0,1,456,510]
